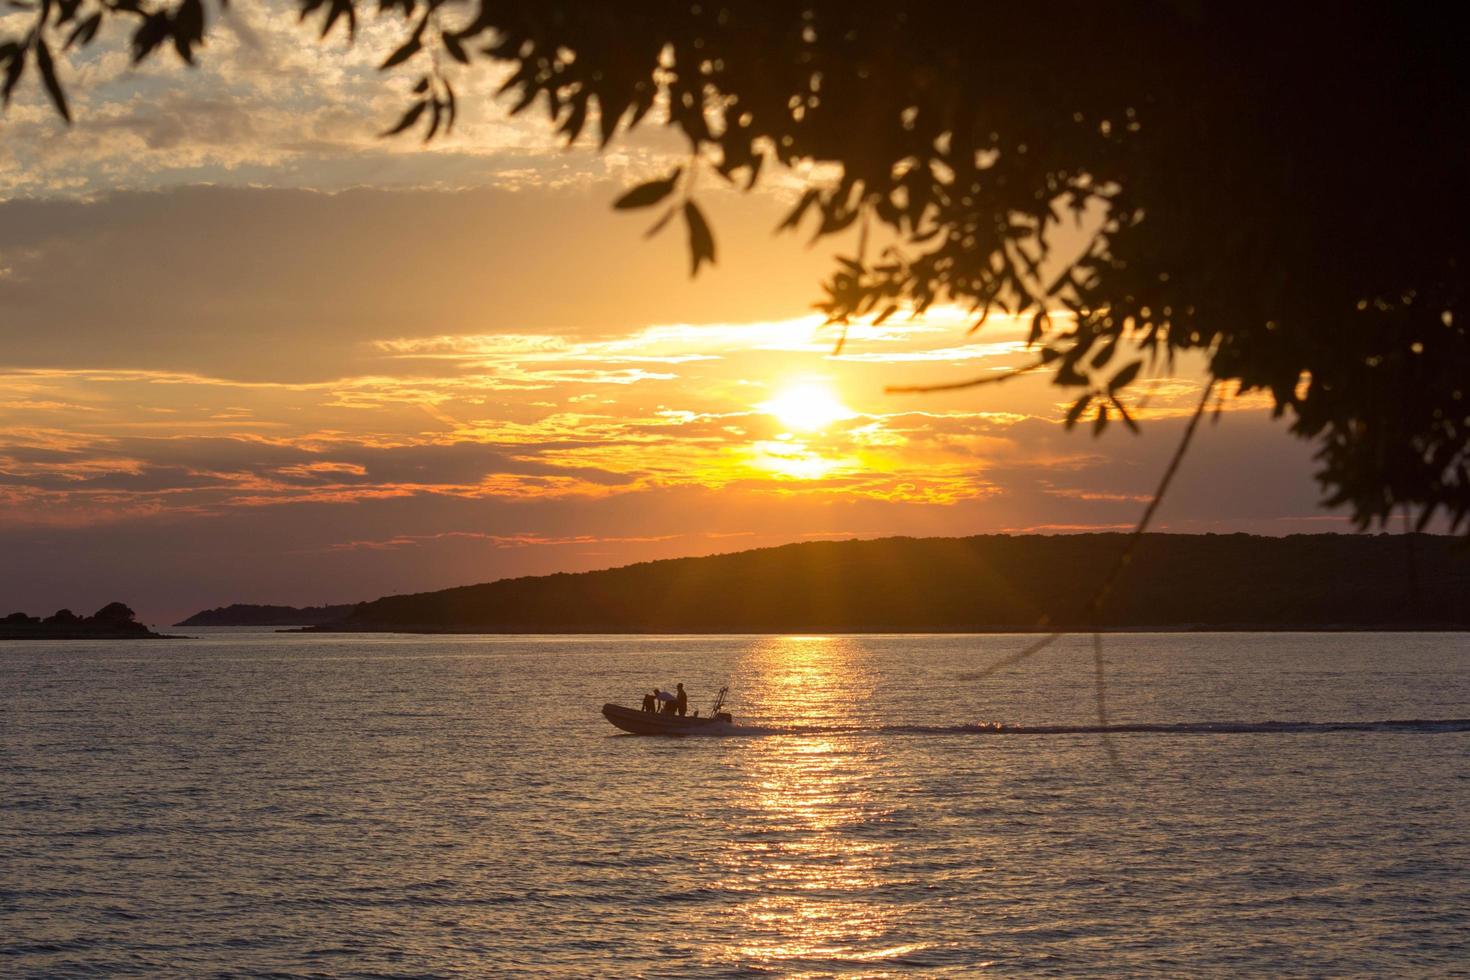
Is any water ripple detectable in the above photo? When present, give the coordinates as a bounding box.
[2,630,1468,976]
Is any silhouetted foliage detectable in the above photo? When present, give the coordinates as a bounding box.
[5,2,1468,528]
[304,534,1470,634]
[91,601,137,624]
[0,602,162,638]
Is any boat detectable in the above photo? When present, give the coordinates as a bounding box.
[602,687,733,735]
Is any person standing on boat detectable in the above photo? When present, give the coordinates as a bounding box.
[641,690,657,713]
[675,683,688,717]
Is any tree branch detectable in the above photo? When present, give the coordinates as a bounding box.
[964,379,1217,684]
[884,355,1052,394]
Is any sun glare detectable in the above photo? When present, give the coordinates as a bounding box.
[761,381,855,432]
[751,439,840,480]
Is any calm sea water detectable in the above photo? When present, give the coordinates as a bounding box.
[3,631,1469,977]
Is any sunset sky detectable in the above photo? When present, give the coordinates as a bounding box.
[1,5,1345,623]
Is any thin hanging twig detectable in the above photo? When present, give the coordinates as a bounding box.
[885,356,1052,394]
[962,379,1215,767]
[1093,631,1121,767]
[964,376,1217,764]
[965,378,1217,684]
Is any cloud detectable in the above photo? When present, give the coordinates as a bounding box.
[0,257,1329,546]
[0,184,850,382]
[0,1,690,198]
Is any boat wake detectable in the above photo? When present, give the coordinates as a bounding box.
[710,718,1470,738]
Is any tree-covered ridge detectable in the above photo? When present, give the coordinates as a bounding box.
[175,603,360,627]
[3,3,1466,530]
[303,533,1470,634]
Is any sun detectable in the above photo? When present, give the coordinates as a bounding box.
[761,381,855,432]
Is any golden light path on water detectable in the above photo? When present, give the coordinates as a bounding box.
[718,637,932,974]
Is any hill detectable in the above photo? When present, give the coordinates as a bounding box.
[176,603,360,627]
[302,533,1470,634]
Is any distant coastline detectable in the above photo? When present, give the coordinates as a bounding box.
[277,532,1470,635]
[175,603,360,627]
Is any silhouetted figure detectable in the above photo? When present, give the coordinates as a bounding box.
[641,691,657,713]
[656,688,677,715]
[675,683,688,717]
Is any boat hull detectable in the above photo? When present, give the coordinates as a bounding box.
[601,703,732,735]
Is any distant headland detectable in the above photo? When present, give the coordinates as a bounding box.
[175,603,360,627]
[284,533,1470,635]
[1,603,179,640]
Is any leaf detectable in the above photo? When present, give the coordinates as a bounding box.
[1,43,23,107]
[1054,359,1088,387]
[612,169,681,210]
[1028,308,1050,344]
[320,0,356,40]
[442,31,468,65]
[1109,394,1140,433]
[643,205,675,239]
[684,199,716,277]
[381,98,427,136]
[559,93,588,142]
[131,13,172,63]
[65,13,103,50]
[380,24,424,69]
[873,303,900,325]
[817,206,860,236]
[34,38,69,122]
[172,0,204,64]
[1108,359,1143,392]
[776,187,820,232]
[595,91,629,148]
[1064,393,1092,430]
[744,151,764,190]
[1093,402,1110,435]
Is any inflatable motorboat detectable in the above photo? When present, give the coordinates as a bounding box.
[602,687,733,735]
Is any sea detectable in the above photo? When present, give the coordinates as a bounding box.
[3,630,1469,977]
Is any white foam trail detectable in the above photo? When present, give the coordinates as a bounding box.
[660,718,1470,738]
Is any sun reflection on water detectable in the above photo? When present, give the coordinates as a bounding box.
[713,636,930,972]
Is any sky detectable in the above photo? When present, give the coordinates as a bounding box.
[0,5,1349,623]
